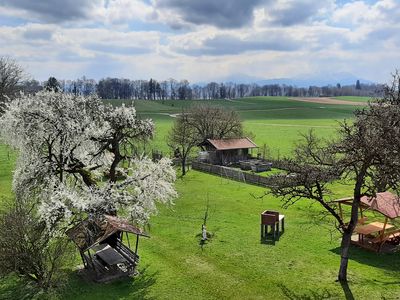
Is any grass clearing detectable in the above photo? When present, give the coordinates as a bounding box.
[1,96,399,299]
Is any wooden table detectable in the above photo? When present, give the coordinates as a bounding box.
[354,222,394,243]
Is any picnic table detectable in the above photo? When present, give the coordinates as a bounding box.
[96,245,127,266]
[354,222,394,243]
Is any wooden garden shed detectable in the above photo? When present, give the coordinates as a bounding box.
[199,137,257,165]
[66,214,149,282]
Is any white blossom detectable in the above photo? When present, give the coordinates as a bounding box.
[0,91,177,233]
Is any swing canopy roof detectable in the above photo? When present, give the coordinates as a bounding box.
[335,191,400,219]
[66,214,149,252]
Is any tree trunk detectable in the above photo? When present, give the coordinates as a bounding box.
[109,155,121,182]
[337,167,365,282]
[109,140,121,183]
[337,199,360,282]
[181,158,186,176]
[338,230,352,282]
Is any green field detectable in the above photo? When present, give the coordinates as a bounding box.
[132,97,357,156]
[334,96,372,102]
[1,97,400,299]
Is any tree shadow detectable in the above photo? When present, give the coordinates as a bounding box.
[330,246,400,273]
[59,265,158,300]
[0,273,41,300]
[278,284,339,299]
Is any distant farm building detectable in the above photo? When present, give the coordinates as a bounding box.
[198,137,257,165]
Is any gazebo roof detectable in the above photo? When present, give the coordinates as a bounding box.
[66,214,149,252]
[335,192,400,219]
[360,192,400,219]
[202,137,257,150]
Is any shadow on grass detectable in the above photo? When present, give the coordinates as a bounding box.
[260,239,276,245]
[260,231,285,245]
[0,273,42,300]
[0,266,158,300]
[330,246,400,273]
[278,284,339,299]
[59,265,157,300]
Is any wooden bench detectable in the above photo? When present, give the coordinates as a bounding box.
[371,230,400,244]
[370,229,400,251]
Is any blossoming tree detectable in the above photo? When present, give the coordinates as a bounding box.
[0,91,177,233]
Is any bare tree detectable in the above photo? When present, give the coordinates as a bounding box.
[268,74,400,282]
[0,202,74,289]
[187,104,243,141]
[0,56,24,109]
[167,105,244,176]
[167,112,198,176]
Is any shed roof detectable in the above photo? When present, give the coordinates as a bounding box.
[335,192,400,219]
[205,137,257,150]
[66,215,149,251]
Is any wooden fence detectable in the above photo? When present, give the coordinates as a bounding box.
[192,161,279,187]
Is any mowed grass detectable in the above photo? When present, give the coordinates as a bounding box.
[1,96,400,299]
[54,172,400,300]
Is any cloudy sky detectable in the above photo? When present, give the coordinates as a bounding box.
[0,0,399,83]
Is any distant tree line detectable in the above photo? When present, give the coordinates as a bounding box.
[16,76,384,100]
[0,55,385,103]
[60,77,384,99]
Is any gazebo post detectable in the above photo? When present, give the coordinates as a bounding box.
[126,231,131,249]
[80,251,87,268]
[380,216,388,241]
[338,202,343,220]
[359,206,364,219]
[135,234,140,256]
[87,250,96,271]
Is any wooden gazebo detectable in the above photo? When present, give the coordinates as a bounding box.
[66,214,149,282]
[336,192,400,252]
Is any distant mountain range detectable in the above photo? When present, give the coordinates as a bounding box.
[202,72,375,87]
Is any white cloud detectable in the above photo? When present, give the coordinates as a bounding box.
[331,1,379,26]
[93,0,154,26]
[0,0,399,83]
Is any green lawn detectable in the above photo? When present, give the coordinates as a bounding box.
[1,96,399,299]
